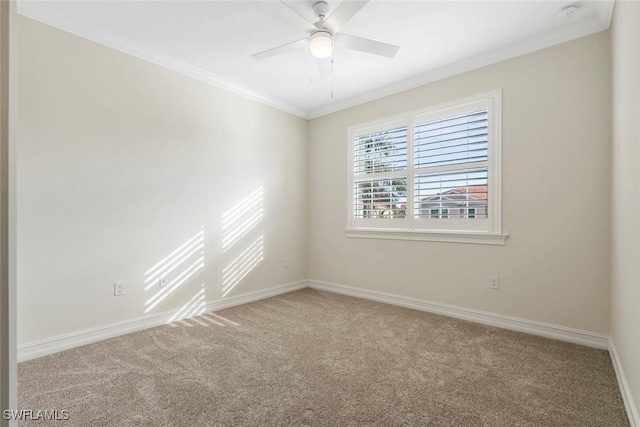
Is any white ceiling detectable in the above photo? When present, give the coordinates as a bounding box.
[18,1,613,119]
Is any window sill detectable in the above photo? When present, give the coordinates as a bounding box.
[345,228,508,245]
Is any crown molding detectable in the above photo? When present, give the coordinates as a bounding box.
[595,0,615,29]
[17,1,312,119]
[307,15,610,119]
[18,1,613,121]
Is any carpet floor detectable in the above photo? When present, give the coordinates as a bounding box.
[19,289,628,426]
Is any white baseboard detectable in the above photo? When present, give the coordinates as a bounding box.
[308,279,609,349]
[609,338,639,427]
[18,278,612,360]
[17,280,308,362]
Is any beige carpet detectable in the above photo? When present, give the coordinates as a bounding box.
[19,289,628,426]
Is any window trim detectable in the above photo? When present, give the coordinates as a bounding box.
[346,90,506,245]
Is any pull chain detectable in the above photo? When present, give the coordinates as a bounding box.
[331,57,334,99]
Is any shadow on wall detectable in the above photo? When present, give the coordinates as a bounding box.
[222,185,264,297]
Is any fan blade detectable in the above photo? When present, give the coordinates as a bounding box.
[335,33,399,58]
[251,38,308,61]
[278,1,317,33]
[325,1,368,33]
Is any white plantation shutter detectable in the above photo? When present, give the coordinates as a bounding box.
[414,109,489,221]
[414,168,488,219]
[353,126,408,174]
[347,91,502,239]
[353,125,408,221]
[414,111,488,168]
[353,177,407,219]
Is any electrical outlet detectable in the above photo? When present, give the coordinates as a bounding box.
[489,275,499,290]
[114,281,126,296]
[158,275,167,288]
[283,258,289,268]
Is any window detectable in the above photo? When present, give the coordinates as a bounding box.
[428,208,449,219]
[347,90,505,245]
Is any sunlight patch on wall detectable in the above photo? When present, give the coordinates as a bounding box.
[222,234,264,297]
[144,230,204,289]
[144,228,206,314]
[220,184,265,297]
[222,186,263,252]
[145,256,205,313]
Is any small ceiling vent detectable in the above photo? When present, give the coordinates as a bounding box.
[557,5,579,20]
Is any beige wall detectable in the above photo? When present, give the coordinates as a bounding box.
[611,0,640,418]
[17,17,309,344]
[309,32,611,334]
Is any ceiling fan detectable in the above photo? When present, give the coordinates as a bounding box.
[250,1,399,63]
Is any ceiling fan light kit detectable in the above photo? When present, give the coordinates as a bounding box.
[310,31,333,59]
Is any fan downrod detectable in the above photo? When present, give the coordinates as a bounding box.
[313,1,330,21]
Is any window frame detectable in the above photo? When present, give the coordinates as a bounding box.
[345,90,506,245]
